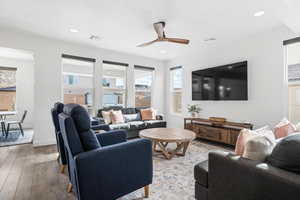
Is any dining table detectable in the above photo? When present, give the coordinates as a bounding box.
[0,111,17,136]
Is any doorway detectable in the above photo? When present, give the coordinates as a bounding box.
[286,41,300,124]
[0,47,34,147]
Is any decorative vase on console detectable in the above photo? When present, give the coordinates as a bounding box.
[187,104,201,118]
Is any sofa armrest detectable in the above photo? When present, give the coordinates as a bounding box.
[156,114,164,120]
[74,139,153,200]
[92,124,110,131]
[96,130,127,146]
[91,117,105,125]
[208,151,300,200]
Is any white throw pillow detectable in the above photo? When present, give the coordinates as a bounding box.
[101,110,112,124]
[243,134,276,161]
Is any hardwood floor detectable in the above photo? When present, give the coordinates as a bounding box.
[0,144,75,200]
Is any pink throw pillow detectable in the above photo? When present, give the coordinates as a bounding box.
[110,110,125,124]
[140,108,156,120]
[235,129,253,156]
[274,119,296,139]
[235,126,275,156]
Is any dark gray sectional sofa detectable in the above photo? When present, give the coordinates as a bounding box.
[97,106,166,138]
[194,151,300,200]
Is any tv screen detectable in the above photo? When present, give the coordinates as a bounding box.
[192,61,248,100]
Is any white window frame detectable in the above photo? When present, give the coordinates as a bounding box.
[102,61,128,108]
[134,66,154,108]
[61,56,95,115]
[170,66,183,114]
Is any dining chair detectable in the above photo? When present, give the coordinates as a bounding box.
[5,110,27,138]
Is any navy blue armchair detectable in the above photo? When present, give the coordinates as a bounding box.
[58,104,153,200]
[51,102,68,173]
[51,102,110,174]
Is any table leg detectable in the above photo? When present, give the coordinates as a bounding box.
[182,142,190,156]
[157,142,171,159]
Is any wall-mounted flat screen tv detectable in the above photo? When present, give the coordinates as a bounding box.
[192,61,248,100]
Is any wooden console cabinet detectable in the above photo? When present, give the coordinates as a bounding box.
[184,118,253,146]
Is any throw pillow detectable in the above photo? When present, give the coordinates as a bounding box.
[274,118,296,139]
[267,133,300,173]
[140,108,156,120]
[111,110,125,124]
[123,113,141,122]
[102,110,112,124]
[242,134,275,161]
[235,126,275,156]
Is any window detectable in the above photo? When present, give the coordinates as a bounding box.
[170,66,183,114]
[0,67,17,111]
[62,57,94,114]
[134,66,154,107]
[102,61,128,107]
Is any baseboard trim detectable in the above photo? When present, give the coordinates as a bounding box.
[33,139,56,147]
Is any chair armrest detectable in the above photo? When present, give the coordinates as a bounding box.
[156,114,164,120]
[91,124,110,131]
[74,139,153,200]
[96,130,127,146]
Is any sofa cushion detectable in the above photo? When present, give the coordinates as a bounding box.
[123,113,141,122]
[128,121,146,130]
[144,120,167,129]
[243,134,275,161]
[97,106,122,117]
[111,110,125,124]
[109,123,130,130]
[267,133,300,173]
[194,160,209,187]
[140,108,156,120]
[274,118,296,139]
[121,108,137,115]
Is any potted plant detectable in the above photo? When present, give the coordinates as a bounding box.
[187,104,201,117]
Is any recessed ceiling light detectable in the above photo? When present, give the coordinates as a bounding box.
[254,11,265,17]
[160,50,167,54]
[204,38,216,42]
[69,28,79,33]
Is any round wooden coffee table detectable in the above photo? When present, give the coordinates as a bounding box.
[139,128,196,159]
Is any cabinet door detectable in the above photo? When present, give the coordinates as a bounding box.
[229,130,240,145]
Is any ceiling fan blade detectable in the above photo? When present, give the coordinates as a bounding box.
[153,22,165,38]
[137,39,159,47]
[165,38,190,44]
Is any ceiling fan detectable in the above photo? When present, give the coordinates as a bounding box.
[137,21,190,47]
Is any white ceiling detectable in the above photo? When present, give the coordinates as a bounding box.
[0,0,299,60]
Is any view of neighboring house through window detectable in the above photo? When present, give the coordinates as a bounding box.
[0,67,16,111]
[134,65,154,107]
[170,66,183,114]
[62,56,95,114]
[102,61,128,107]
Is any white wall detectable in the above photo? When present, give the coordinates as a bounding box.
[0,57,34,129]
[0,27,165,146]
[165,26,297,129]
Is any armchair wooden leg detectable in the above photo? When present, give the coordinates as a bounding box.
[144,185,149,198]
[60,165,66,174]
[67,183,72,193]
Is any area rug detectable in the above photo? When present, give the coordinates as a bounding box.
[120,140,231,200]
[0,129,33,147]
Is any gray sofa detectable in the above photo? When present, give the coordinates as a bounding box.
[97,106,166,138]
[194,151,300,200]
